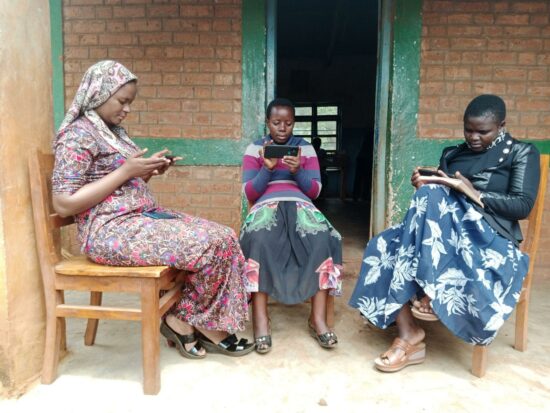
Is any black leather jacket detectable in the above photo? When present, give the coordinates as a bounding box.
[439,136,540,246]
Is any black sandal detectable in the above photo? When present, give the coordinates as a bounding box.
[308,322,338,349]
[198,333,255,357]
[254,335,272,354]
[160,321,206,359]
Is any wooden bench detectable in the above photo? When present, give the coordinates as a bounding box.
[471,154,549,377]
[29,150,185,395]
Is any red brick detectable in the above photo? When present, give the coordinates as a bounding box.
[192,113,211,125]
[157,86,193,99]
[199,61,221,72]
[65,47,89,59]
[494,68,527,81]
[64,6,95,18]
[200,100,233,112]
[89,47,108,59]
[447,13,472,24]
[149,125,181,138]
[174,33,200,44]
[520,113,539,126]
[221,61,240,73]
[180,5,213,18]
[113,6,145,18]
[162,73,181,85]
[127,19,162,32]
[473,13,494,24]
[214,74,234,85]
[72,20,106,33]
[528,68,548,82]
[159,112,193,125]
[518,53,537,65]
[473,82,506,95]
[147,4,179,17]
[215,47,233,59]
[527,86,550,97]
[194,86,212,98]
[509,39,543,52]
[183,61,200,72]
[106,21,126,32]
[482,52,517,65]
[214,5,240,18]
[452,2,490,12]
[184,46,215,59]
[181,126,202,137]
[453,81,472,94]
[139,33,172,45]
[139,73,163,85]
[96,6,113,19]
[434,113,461,125]
[139,112,158,124]
[108,48,143,61]
[445,66,470,80]
[181,100,200,112]
[506,83,527,95]
[531,14,549,25]
[447,26,482,36]
[191,167,213,180]
[148,100,181,112]
[516,98,550,112]
[199,33,218,45]
[496,14,530,25]
[182,73,213,85]
[450,37,486,50]
[429,38,450,50]
[211,113,239,126]
[511,2,547,13]
[217,33,241,46]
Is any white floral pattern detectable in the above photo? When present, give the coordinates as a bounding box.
[349,185,529,345]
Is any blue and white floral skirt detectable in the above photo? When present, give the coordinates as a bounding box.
[348,184,528,345]
[240,200,343,305]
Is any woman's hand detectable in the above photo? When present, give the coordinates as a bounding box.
[142,150,184,181]
[121,148,170,180]
[282,147,301,174]
[411,168,423,189]
[260,141,278,171]
[454,171,482,203]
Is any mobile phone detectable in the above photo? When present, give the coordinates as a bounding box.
[264,145,299,159]
[418,167,440,177]
[143,210,178,219]
[164,155,178,163]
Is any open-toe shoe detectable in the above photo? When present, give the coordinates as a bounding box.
[198,333,255,357]
[374,337,426,372]
[254,335,272,354]
[160,320,206,359]
[308,322,337,349]
[411,300,439,322]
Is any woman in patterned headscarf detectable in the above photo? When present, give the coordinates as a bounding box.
[52,60,254,358]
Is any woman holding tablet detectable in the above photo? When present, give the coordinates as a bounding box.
[240,98,343,354]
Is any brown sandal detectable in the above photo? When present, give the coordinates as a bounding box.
[411,299,439,322]
[374,337,426,372]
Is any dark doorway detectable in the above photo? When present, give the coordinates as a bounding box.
[276,0,378,231]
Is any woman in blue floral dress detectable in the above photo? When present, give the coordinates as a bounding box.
[349,95,540,372]
[52,61,254,358]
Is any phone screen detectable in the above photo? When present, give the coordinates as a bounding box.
[418,168,439,177]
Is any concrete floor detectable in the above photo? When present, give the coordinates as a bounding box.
[2,200,550,412]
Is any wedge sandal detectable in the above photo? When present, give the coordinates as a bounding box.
[160,321,206,359]
[374,337,426,372]
[198,334,255,357]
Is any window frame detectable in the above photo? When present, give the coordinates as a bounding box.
[293,102,341,151]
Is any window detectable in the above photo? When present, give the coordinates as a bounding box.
[294,104,340,150]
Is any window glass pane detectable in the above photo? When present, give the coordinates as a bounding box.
[320,137,337,151]
[295,107,312,116]
[318,106,338,116]
[293,121,312,137]
[317,120,337,135]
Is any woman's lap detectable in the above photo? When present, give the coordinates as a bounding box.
[240,200,343,304]
[349,184,528,345]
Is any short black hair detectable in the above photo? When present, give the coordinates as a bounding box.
[464,94,506,124]
[266,98,295,119]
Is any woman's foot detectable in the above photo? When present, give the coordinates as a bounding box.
[162,314,206,358]
[308,318,338,349]
[374,327,425,372]
[196,327,255,357]
[412,296,438,321]
[252,292,272,354]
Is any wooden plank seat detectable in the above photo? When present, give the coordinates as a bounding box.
[29,149,185,395]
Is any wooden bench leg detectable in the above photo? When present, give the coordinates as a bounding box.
[472,345,488,377]
[141,280,160,395]
[84,291,103,346]
[514,297,529,352]
[326,295,335,330]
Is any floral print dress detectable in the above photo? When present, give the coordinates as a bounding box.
[52,117,249,333]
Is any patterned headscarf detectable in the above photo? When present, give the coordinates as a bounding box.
[55,60,139,158]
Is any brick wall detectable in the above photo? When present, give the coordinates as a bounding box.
[419,0,550,276]
[62,0,243,231]
[419,0,550,140]
[63,0,242,140]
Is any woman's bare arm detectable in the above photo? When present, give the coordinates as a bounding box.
[53,149,169,217]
